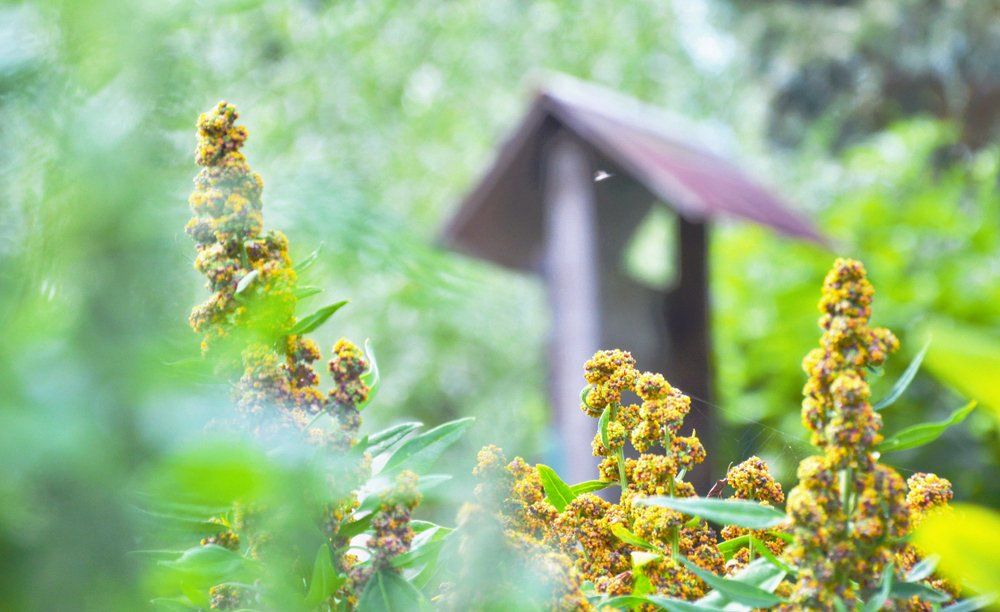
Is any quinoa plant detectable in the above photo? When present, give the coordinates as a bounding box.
[143,102,471,610]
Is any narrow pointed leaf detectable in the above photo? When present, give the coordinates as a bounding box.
[875,340,930,410]
[293,285,322,300]
[234,269,259,295]
[637,497,786,529]
[381,417,474,474]
[863,563,893,612]
[697,558,786,610]
[289,300,348,336]
[359,422,422,457]
[570,480,614,495]
[358,338,380,410]
[680,556,785,608]
[294,247,321,271]
[750,538,797,575]
[889,580,950,603]
[598,406,611,449]
[943,595,997,611]
[305,544,344,605]
[878,401,976,453]
[612,524,659,551]
[904,555,939,582]
[717,534,751,558]
[537,464,576,512]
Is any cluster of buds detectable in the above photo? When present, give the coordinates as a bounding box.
[894,474,959,609]
[345,471,421,597]
[476,351,738,603]
[785,259,910,608]
[719,457,787,574]
[443,447,591,610]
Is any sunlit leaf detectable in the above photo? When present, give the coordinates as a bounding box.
[749,537,796,575]
[158,545,251,586]
[874,339,930,410]
[913,504,1000,596]
[862,563,893,612]
[878,401,976,453]
[717,535,750,559]
[570,480,614,495]
[889,580,950,604]
[537,464,575,512]
[305,544,344,605]
[697,558,786,610]
[612,524,659,551]
[943,595,997,611]
[289,300,348,336]
[234,269,259,295]
[356,568,429,611]
[293,285,322,300]
[637,497,786,529]
[294,247,321,272]
[357,422,422,457]
[358,338,381,410]
[922,321,1000,417]
[904,555,939,582]
[381,417,474,474]
[680,556,785,608]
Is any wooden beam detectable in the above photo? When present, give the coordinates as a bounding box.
[542,131,601,484]
[663,217,715,491]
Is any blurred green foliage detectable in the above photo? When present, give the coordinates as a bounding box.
[0,0,996,609]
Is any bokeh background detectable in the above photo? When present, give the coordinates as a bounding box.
[0,0,997,608]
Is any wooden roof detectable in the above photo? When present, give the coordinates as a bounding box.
[441,73,825,272]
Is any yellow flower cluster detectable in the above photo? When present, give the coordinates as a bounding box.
[474,351,744,603]
[892,474,958,610]
[452,446,592,610]
[786,259,909,608]
[719,457,787,574]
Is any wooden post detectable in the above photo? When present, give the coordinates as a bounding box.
[542,131,601,484]
[664,217,714,490]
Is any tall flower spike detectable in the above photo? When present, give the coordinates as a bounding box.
[786,259,907,609]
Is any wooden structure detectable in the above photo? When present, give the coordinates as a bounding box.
[441,74,823,487]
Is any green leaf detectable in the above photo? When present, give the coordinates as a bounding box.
[358,422,422,457]
[904,555,939,582]
[390,525,452,569]
[943,595,997,611]
[305,544,344,606]
[570,480,614,495]
[696,558,786,610]
[612,524,659,551]
[601,594,722,611]
[598,406,611,449]
[717,535,750,559]
[637,497,786,530]
[878,401,976,453]
[889,580,950,603]
[338,514,373,540]
[358,338,380,410]
[874,340,930,410]
[644,596,724,611]
[680,556,785,608]
[862,562,893,612]
[913,504,1000,597]
[289,300,348,336]
[381,417,474,474]
[356,569,429,612]
[921,320,1000,417]
[293,285,322,300]
[536,464,576,512]
[294,246,321,271]
[234,269,259,295]
[749,538,796,575]
[158,545,249,586]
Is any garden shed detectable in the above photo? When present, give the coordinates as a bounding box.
[441,74,824,486]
